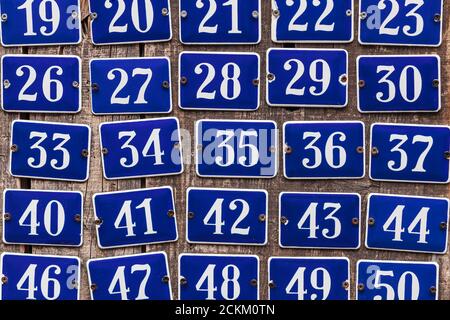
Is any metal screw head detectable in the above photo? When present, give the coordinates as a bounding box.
[1,276,8,284]
[1,13,7,22]
[352,217,359,225]
[81,149,89,157]
[360,12,367,20]
[358,80,366,88]
[356,146,364,154]
[252,10,259,18]
[74,214,81,222]
[346,9,352,16]
[10,144,18,152]
[430,286,437,294]
[161,8,169,16]
[71,279,78,289]
[434,14,441,22]
[440,222,447,230]
[72,81,79,88]
[268,280,276,289]
[371,147,379,156]
[90,284,97,291]
[342,281,350,289]
[90,12,97,19]
[102,147,108,155]
[445,151,450,160]
[258,214,266,222]
[368,217,375,226]
[180,10,188,18]
[162,275,170,283]
[167,210,175,218]
[180,277,187,285]
[433,79,440,88]
[280,216,288,225]
[91,83,99,91]
[3,79,10,89]
[94,218,103,226]
[267,73,275,81]
[252,79,259,86]
[284,145,292,154]
[180,76,188,85]
[250,279,258,286]
[188,212,195,219]
[3,213,11,221]
[269,146,276,153]
[339,75,348,84]
[272,9,280,17]
[71,10,78,19]
[162,81,170,89]
[358,283,365,291]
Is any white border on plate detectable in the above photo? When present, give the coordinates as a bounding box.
[282,120,366,179]
[9,120,91,182]
[99,117,184,180]
[89,0,173,45]
[178,0,262,45]
[0,0,82,47]
[178,51,261,111]
[365,193,449,254]
[369,122,450,184]
[185,187,268,246]
[195,119,278,179]
[0,252,81,300]
[86,251,172,300]
[178,253,260,300]
[1,54,82,114]
[267,256,351,300]
[92,186,178,249]
[357,0,443,47]
[270,0,354,43]
[356,54,441,113]
[278,192,361,250]
[266,48,349,108]
[2,189,84,247]
[355,259,439,300]
[89,57,173,115]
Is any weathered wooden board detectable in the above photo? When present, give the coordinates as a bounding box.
[0,0,448,300]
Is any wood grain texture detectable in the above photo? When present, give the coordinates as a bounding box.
[0,0,449,300]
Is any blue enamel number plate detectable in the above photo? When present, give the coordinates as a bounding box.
[90,58,172,115]
[87,252,172,300]
[196,120,278,178]
[359,0,443,46]
[179,52,260,111]
[1,55,81,113]
[0,0,81,46]
[266,49,348,107]
[357,55,441,112]
[370,123,450,183]
[279,192,361,249]
[93,187,178,249]
[0,253,80,300]
[89,0,172,45]
[186,187,268,245]
[179,0,261,44]
[283,121,365,179]
[271,0,353,43]
[269,257,350,300]
[178,254,259,300]
[366,194,449,254]
[99,117,183,179]
[10,120,91,182]
[3,189,83,246]
[356,260,439,300]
